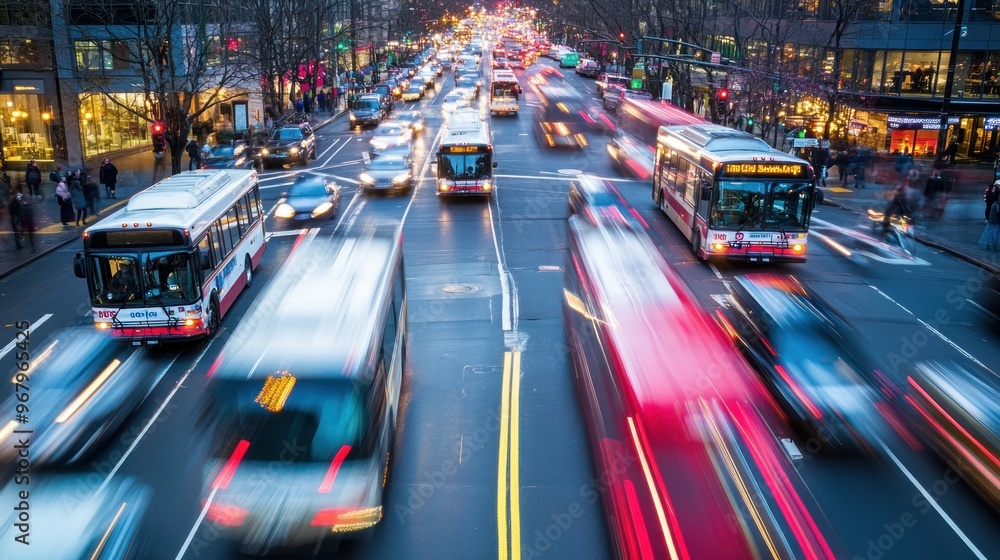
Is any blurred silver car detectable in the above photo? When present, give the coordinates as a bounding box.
[394,110,425,135]
[0,328,160,467]
[359,156,414,193]
[369,121,413,158]
[273,175,341,223]
[0,475,150,559]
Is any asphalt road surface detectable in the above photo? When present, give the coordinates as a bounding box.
[2,56,1000,560]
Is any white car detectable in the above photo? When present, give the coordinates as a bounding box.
[441,91,470,116]
[369,121,414,158]
[453,87,475,103]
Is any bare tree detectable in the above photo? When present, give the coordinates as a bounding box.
[66,0,258,174]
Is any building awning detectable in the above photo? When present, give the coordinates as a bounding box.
[838,92,1000,116]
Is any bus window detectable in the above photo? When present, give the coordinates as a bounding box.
[225,207,240,245]
[197,235,214,269]
[212,222,229,261]
[235,198,249,236]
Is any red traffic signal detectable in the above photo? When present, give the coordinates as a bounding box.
[151,121,164,134]
[716,88,730,101]
[618,32,625,41]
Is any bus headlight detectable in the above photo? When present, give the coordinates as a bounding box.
[481,180,492,191]
[438,180,450,192]
[792,244,805,253]
[711,242,727,252]
[274,203,296,219]
[359,173,375,184]
[311,202,333,217]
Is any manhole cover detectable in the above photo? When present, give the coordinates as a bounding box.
[441,284,479,294]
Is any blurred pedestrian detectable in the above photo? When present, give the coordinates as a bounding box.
[24,159,42,200]
[894,151,914,184]
[55,177,73,227]
[17,194,35,252]
[99,157,118,198]
[49,165,62,185]
[316,90,326,113]
[83,175,100,218]
[69,170,87,226]
[834,151,850,184]
[186,139,201,170]
[8,191,23,249]
[923,170,945,220]
[851,156,866,189]
[980,198,1000,250]
[985,180,1000,221]
[903,168,922,207]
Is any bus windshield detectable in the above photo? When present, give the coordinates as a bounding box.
[711,181,811,231]
[439,152,492,180]
[86,251,198,306]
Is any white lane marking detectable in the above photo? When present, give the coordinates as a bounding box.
[869,285,997,376]
[176,485,219,560]
[0,314,52,360]
[96,350,187,492]
[489,195,515,333]
[877,436,988,560]
[400,115,449,225]
[316,137,342,160]
[965,298,1000,322]
[265,229,309,240]
[708,264,731,291]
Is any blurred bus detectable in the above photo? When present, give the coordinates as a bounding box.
[608,98,707,180]
[73,169,264,344]
[535,84,589,149]
[653,124,816,263]
[199,225,407,555]
[436,110,497,197]
[489,69,521,116]
[564,216,844,559]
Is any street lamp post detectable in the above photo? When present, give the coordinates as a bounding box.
[936,0,967,163]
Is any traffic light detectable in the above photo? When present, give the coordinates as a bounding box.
[746,116,754,126]
[151,121,165,153]
[619,32,625,42]
[716,88,729,101]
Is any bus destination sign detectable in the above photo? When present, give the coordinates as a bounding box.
[445,145,485,153]
[724,163,807,178]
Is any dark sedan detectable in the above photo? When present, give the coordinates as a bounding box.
[0,328,161,467]
[273,175,341,223]
[201,143,263,173]
[720,273,885,451]
[261,123,317,167]
[359,156,414,194]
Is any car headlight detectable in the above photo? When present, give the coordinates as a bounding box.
[274,203,296,219]
[260,148,269,156]
[393,174,410,184]
[359,172,375,184]
[289,147,299,155]
[371,140,387,150]
[311,202,333,217]
[350,114,357,121]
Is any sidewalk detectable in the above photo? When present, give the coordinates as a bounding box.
[820,167,1000,273]
[0,110,345,281]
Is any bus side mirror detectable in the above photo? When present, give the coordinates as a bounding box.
[73,253,86,279]
[198,252,212,271]
[700,187,713,201]
[493,161,498,168]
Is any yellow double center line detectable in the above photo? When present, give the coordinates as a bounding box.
[498,350,522,560]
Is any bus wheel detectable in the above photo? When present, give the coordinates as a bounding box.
[244,255,253,288]
[692,230,706,263]
[207,298,220,338]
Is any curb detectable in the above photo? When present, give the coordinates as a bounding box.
[823,198,1000,275]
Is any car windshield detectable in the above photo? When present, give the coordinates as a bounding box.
[369,158,408,171]
[86,252,198,307]
[356,99,380,109]
[206,377,371,462]
[210,146,237,158]
[375,125,404,136]
[272,128,303,141]
[710,181,812,231]
[289,180,330,197]
[407,86,422,92]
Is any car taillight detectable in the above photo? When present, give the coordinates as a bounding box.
[206,503,249,526]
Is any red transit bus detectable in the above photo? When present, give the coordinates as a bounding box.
[607,98,706,180]
[563,215,844,559]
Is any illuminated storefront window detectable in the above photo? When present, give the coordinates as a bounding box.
[1,87,54,162]
[77,93,152,159]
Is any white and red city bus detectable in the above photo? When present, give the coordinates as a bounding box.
[436,110,497,197]
[73,169,265,344]
[563,215,844,559]
[607,98,707,180]
[653,123,816,263]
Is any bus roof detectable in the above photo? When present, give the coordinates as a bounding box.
[658,123,808,165]
[85,169,257,240]
[448,108,487,134]
[442,123,491,147]
[214,228,402,382]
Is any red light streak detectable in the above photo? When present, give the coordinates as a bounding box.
[318,444,352,493]
[774,365,823,419]
[908,377,1000,471]
[213,439,250,490]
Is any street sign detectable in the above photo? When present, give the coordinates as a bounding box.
[710,52,721,64]
[792,138,819,148]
